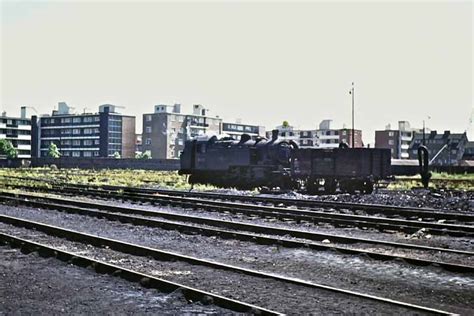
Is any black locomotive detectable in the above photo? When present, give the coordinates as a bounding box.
[179,130,391,194]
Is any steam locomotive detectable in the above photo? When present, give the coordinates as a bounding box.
[179,130,392,194]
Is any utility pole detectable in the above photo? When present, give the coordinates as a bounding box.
[422,120,425,146]
[349,82,355,148]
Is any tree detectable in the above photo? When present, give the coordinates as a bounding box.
[135,150,152,159]
[113,151,121,159]
[282,121,290,128]
[48,143,61,158]
[0,139,18,159]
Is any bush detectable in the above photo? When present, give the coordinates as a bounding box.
[135,151,152,159]
[48,143,61,158]
[0,139,18,159]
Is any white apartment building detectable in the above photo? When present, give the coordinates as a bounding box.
[0,107,32,158]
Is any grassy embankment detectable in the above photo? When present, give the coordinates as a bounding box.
[0,168,213,191]
[387,172,474,191]
[0,168,472,191]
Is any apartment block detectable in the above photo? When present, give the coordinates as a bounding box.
[408,131,469,165]
[317,120,363,148]
[142,104,222,159]
[222,121,265,140]
[31,102,136,158]
[268,120,363,148]
[0,106,32,158]
[375,121,420,159]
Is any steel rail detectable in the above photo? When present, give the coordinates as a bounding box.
[0,215,457,315]
[1,193,473,273]
[4,182,473,237]
[2,175,472,223]
[2,175,472,222]
[0,231,280,315]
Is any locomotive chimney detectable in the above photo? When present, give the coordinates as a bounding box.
[271,129,279,141]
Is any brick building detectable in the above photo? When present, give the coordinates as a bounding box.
[375,121,421,159]
[142,104,222,159]
[408,131,469,166]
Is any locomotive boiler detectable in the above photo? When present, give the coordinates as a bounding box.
[179,130,298,190]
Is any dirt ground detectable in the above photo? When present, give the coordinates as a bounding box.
[0,246,230,315]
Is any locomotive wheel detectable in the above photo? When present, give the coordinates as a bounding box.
[306,179,320,195]
[324,179,337,195]
[363,181,374,194]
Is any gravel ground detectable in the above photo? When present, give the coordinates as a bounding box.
[0,246,230,315]
[0,205,473,314]
[59,194,474,253]
[205,188,474,213]
[0,223,421,315]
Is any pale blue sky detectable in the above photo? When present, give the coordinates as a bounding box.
[1,0,472,144]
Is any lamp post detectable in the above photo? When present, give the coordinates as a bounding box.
[422,116,431,146]
[349,82,355,148]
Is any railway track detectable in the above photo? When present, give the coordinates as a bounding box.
[1,192,473,273]
[0,231,278,315]
[0,214,458,315]
[2,175,472,222]
[3,181,474,238]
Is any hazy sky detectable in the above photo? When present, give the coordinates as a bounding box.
[1,0,473,144]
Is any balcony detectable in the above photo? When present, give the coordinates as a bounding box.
[17,134,31,140]
[17,125,31,130]
[17,144,31,150]
[188,122,209,128]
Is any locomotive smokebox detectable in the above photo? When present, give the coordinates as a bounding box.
[271,129,279,141]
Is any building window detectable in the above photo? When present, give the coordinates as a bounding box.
[178,116,184,122]
[73,117,81,123]
[178,139,184,145]
[146,138,151,145]
[94,140,100,145]
[73,129,81,135]
[94,151,100,156]
[145,126,152,133]
[73,140,81,146]
[83,151,92,157]
[94,117,100,122]
[388,132,394,137]
[72,151,80,157]
[84,140,93,146]
[84,128,93,134]
[388,140,394,145]
[145,115,152,121]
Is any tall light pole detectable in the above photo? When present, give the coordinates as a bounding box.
[422,116,431,146]
[349,82,355,148]
[422,120,426,146]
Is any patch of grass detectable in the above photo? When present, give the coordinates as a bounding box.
[0,168,215,191]
[390,172,474,191]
